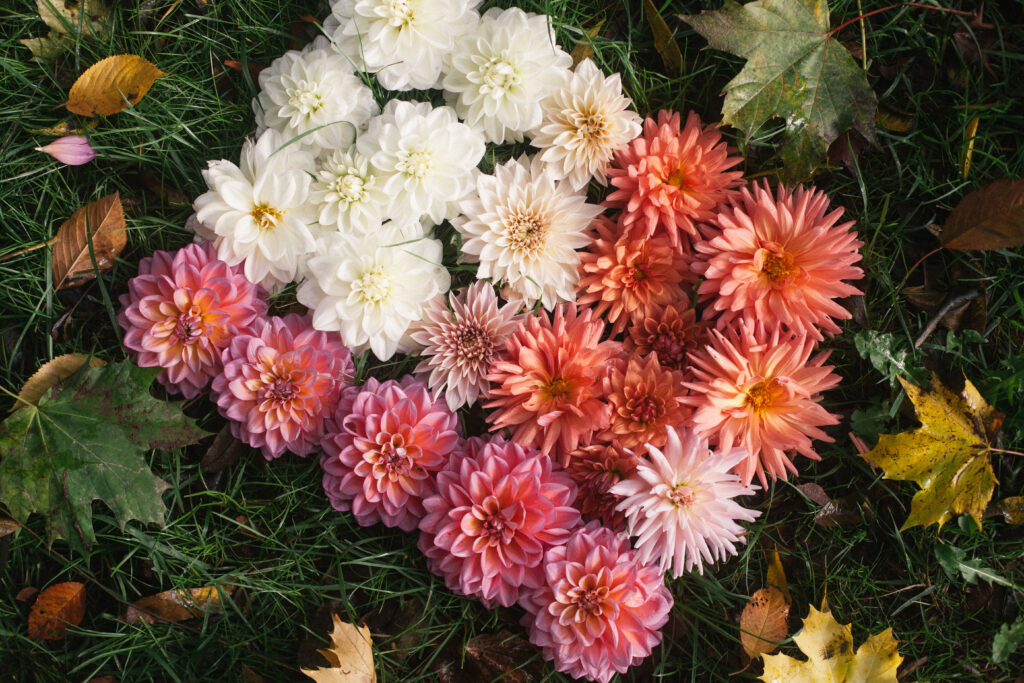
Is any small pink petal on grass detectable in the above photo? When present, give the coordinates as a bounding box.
[35,136,95,166]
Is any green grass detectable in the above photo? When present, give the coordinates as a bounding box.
[2,0,1024,680]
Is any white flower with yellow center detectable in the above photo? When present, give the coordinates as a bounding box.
[531,58,643,190]
[297,229,450,360]
[309,150,390,233]
[329,0,480,91]
[454,154,602,309]
[192,129,316,291]
[442,7,571,144]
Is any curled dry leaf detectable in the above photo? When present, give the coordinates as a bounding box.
[52,192,126,290]
[766,549,791,605]
[200,423,246,473]
[0,517,19,538]
[940,179,1024,251]
[12,353,105,411]
[123,584,233,624]
[66,54,167,116]
[302,613,376,682]
[28,582,86,641]
[989,496,1024,525]
[740,586,790,660]
[464,631,542,682]
[643,0,682,75]
[16,586,40,603]
[569,20,605,67]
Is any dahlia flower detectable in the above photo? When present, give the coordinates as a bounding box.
[605,110,744,252]
[531,58,642,190]
[118,242,265,398]
[357,100,485,224]
[442,7,572,144]
[308,149,390,234]
[418,436,580,607]
[610,426,761,577]
[321,376,461,531]
[409,281,522,410]
[455,154,602,310]
[193,129,316,290]
[253,46,376,151]
[576,215,690,336]
[624,302,700,373]
[485,304,621,464]
[565,443,638,530]
[329,0,480,91]
[601,353,689,451]
[297,230,450,360]
[520,521,672,683]
[212,314,355,459]
[682,320,841,487]
[693,181,865,340]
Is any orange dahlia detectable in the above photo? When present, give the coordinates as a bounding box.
[601,353,689,451]
[624,302,701,373]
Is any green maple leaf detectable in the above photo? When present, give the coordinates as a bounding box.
[0,360,205,548]
[681,0,877,179]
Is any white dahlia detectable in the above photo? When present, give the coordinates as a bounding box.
[253,46,377,151]
[193,129,316,290]
[531,58,642,190]
[309,149,390,233]
[297,229,450,360]
[329,0,480,91]
[454,154,602,310]
[442,7,572,144]
[357,100,485,224]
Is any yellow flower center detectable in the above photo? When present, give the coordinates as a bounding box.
[760,251,794,282]
[396,150,432,179]
[665,167,688,188]
[505,210,547,258]
[745,379,782,414]
[543,377,572,401]
[353,265,393,304]
[250,203,284,230]
[668,483,696,508]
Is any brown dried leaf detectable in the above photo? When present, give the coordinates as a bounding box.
[941,179,1024,250]
[740,586,790,659]
[200,424,246,473]
[570,20,605,67]
[123,584,232,624]
[816,495,868,527]
[66,54,167,116]
[464,631,542,682]
[86,678,118,683]
[644,0,681,75]
[28,582,86,640]
[875,106,916,133]
[16,586,40,603]
[797,482,831,507]
[301,613,376,682]
[13,354,105,411]
[52,192,126,290]
[0,517,19,537]
[139,171,190,206]
[766,549,791,605]
[989,496,1024,525]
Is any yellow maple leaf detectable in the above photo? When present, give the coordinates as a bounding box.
[760,604,901,683]
[302,614,376,683]
[862,373,1004,530]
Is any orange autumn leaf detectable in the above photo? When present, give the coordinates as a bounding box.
[66,54,166,116]
[51,192,126,290]
[28,581,86,640]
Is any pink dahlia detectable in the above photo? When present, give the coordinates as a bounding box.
[485,304,621,465]
[576,215,691,336]
[693,181,864,340]
[624,302,701,373]
[605,110,743,252]
[418,436,580,608]
[565,443,638,530]
[682,320,841,487]
[409,281,522,410]
[520,521,672,683]
[118,241,265,398]
[321,376,461,531]
[211,313,354,460]
[601,353,689,451]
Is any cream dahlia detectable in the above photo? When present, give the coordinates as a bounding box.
[418,436,580,607]
[520,521,672,683]
[531,58,642,190]
[408,281,522,410]
[321,376,461,531]
[624,302,701,373]
[308,149,390,233]
[455,154,602,310]
[693,181,865,340]
[682,320,841,487]
[610,426,761,577]
[601,353,689,451]
[565,442,638,530]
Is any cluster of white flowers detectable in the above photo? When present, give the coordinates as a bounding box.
[190,0,643,361]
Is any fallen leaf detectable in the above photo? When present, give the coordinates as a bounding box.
[139,171,190,206]
[26,121,98,137]
[302,613,376,682]
[241,665,265,683]
[961,116,979,180]
[570,20,605,67]
[12,353,105,411]
[200,423,246,473]
[988,496,1024,525]
[464,631,542,682]
[224,59,266,82]
[740,586,790,659]
[37,0,110,35]
[16,586,40,603]
[935,544,1019,590]
[19,35,65,62]
[681,0,877,181]
[861,374,1005,530]
[86,677,118,683]
[766,549,791,605]
[66,54,167,116]
[940,179,1024,251]
[815,495,868,527]
[644,0,681,75]
[123,584,232,624]
[28,582,86,640]
[0,517,18,537]
[52,192,126,290]
[875,105,916,133]
[796,482,830,506]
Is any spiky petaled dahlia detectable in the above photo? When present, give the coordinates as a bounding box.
[576,215,690,336]
[455,154,603,310]
[321,376,461,532]
[212,314,354,459]
[520,521,672,683]
[682,320,841,487]
[600,353,689,451]
[485,304,621,465]
[624,302,700,373]
[530,58,642,190]
[418,436,580,607]
[610,426,761,578]
[605,110,744,252]
[565,443,637,530]
[692,181,865,341]
[118,242,266,399]
[409,281,522,410]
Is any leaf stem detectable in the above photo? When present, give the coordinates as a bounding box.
[0,236,59,264]
[991,447,1024,458]
[831,2,974,36]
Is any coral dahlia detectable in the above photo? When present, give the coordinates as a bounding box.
[601,353,689,451]
[624,302,700,373]
[565,442,638,530]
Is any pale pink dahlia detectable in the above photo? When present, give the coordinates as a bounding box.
[565,443,638,530]
[409,281,522,411]
[682,320,841,487]
[485,304,622,465]
[624,302,701,373]
[118,242,266,398]
[520,521,672,683]
[693,181,865,340]
[605,110,743,252]
[601,353,689,451]
[321,376,461,532]
[610,427,761,578]
[418,436,580,608]
[211,314,354,460]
